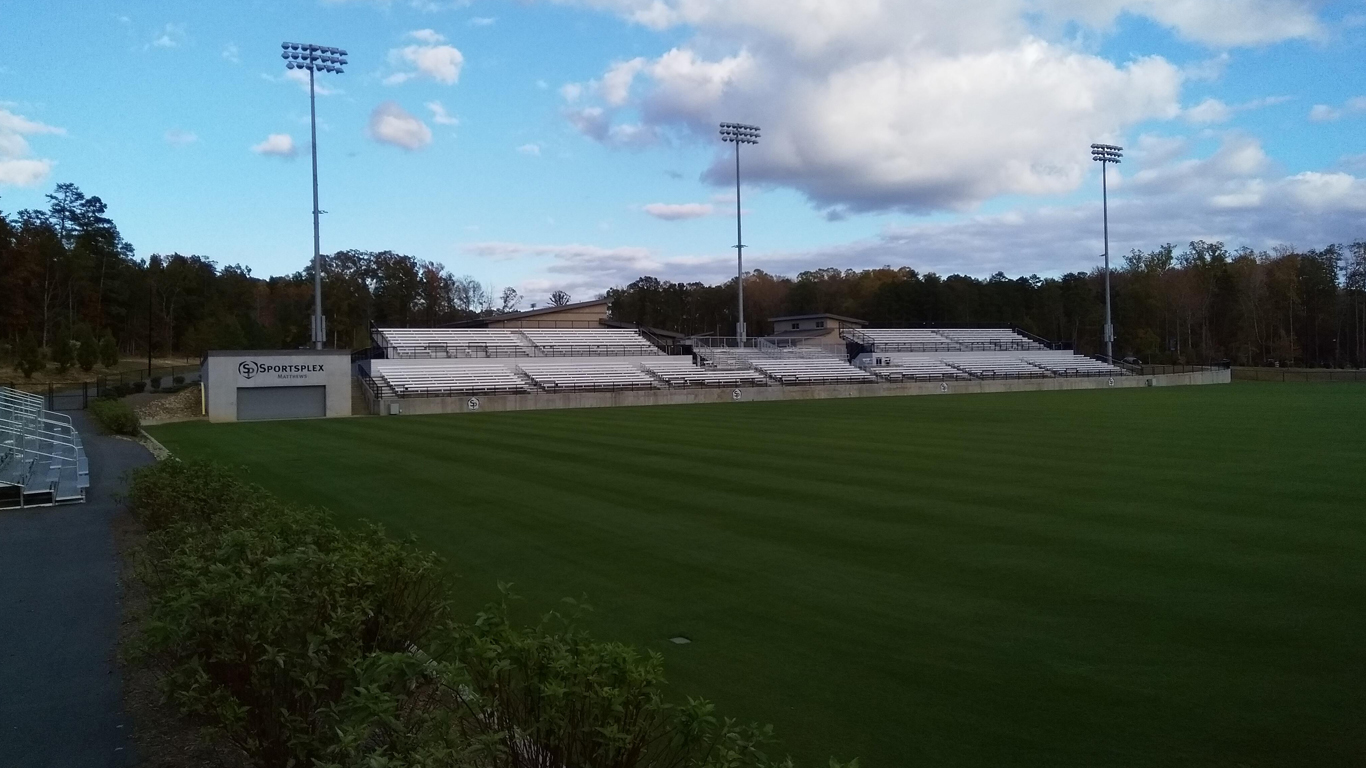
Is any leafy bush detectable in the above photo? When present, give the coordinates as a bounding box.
[150,376,162,390]
[129,380,146,393]
[89,397,141,435]
[126,462,846,768]
[173,375,185,386]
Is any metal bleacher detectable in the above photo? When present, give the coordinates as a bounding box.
[377,328,530,359]
[372,362,532,397]
[517,359,658,391]
[1,387,89,509]
[749,358,876,385]
[640,357,769,387]
[934,328,1044,350]
[1022,351,1125,376]
[937,354,1052,379]
[519,329,663,357]
[865,359,972,382]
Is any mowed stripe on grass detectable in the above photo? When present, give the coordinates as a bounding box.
[149,383,1366,767]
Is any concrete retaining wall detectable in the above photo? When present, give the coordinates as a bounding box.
[368,368,1230,417]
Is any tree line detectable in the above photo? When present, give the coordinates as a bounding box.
[4,182,1365,370]
[0,184,525,372]
[609,242,1366,367]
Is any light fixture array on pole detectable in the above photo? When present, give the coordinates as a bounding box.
[1091,142,1122,363]
[282,41,348,349]
[720,122,759,344]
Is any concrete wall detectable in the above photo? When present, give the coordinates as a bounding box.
[203,350,352,422]
[368,368,1230,417]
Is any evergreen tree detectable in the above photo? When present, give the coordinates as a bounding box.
[52,329,75,373]
[98,330,120,369]
[76,325,98,372]
[17,332,42,379]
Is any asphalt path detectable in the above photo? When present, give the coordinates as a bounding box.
[0,410,152,767]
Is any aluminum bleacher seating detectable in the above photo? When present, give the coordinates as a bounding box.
[845,329,962,351]
[938,354,1051,378]
[520,329,662,357]
[865,359,971,382]
[377,328,529,358]
[517,359,659,391]
[373,362,532,396]
[1,386,88,508]
[935,328,1044,350]
[1022,351,1125,376]
[750,358,875,385]
[641,357,768,387]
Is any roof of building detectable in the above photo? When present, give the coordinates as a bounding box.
[442,298,609,328]
[768,312,867,326]
[599,319,687,339]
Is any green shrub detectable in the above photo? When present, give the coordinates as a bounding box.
[150,376,162,390]
[53,331,75,373]
[76,326,98,372]
[126,461,844,768]
[129,380,146,393]
[17,333,42,379]
[89,397,140,435]
[173,375,185,386]
[99,331,120,369]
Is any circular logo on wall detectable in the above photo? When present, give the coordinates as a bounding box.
[731,389,742,401]
[1107,377,1115,387]
[467,397,481,411]
[940,382,949,393]
[238,360,259,379]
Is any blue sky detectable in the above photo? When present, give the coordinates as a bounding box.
[2,0,1365,303]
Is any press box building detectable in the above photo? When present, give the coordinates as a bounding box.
[202,349,351,422]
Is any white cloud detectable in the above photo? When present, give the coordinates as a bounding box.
[222,43,240,63]
[1308,96,1366,122]
[516,143,542,156]
[643,202,714,220]
[559,83,584,102]
[368,101,432,150]
[408,28,446,43]
[476,133,1366,297]
[1184,98,1232,124]
[0,108,64,187]
[426,100,459,125]
[569,0,1322,49]
[1310,104,1341,122]
[468,16,496,26]
[386,34,464,85]
[251,133,296,157]
[164,128,198,146]
[553,0,1331,216]
[600,57,646,106]
[149,22,185,49]
[1184,95,1289,124]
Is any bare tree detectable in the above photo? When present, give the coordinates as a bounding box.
[549,290,571,307]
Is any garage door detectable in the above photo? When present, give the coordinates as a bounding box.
[236,385,326,421]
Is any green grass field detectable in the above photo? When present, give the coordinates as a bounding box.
[148,383,1366,767]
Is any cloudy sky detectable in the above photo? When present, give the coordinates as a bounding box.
[2,0,1365,302]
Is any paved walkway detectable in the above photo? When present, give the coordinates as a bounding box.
[0,411,152,767]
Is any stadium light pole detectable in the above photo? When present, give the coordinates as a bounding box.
[1091,143,1122,363]
[720,122,759,343]
[282,42,347,349]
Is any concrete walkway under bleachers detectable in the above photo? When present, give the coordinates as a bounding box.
[0,410,152,767]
